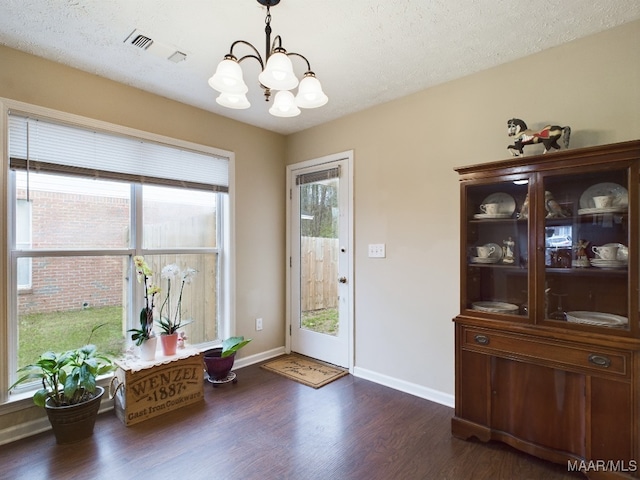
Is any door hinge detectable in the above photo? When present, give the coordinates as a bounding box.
[289,188,292,200]
[289,256,292,267]
[289,324,292,335]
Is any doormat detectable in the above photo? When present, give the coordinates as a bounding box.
[261,354,348,389]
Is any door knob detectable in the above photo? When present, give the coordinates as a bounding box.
[338,277,347,284]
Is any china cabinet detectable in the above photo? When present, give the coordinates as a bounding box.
[452,140,640,479]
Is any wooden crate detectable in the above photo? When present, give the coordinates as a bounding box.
[112,347,204,426]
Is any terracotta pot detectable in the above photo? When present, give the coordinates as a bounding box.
[45,386,104,444]
[160,332,179,356]
[139,336,157,361]
[203,348,236,380]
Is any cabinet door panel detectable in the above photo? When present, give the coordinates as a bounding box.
[491,358,586,456]
[458,350,490,425]
[590,377,632,463]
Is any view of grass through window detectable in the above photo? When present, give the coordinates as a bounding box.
[18,306,125,368]
[301,308,338,335]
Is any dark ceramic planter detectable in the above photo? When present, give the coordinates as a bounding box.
[45,386,104,444]
[203,348,236,380]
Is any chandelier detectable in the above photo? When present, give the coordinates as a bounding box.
[208,0,328,118]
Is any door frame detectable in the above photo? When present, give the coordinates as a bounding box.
[285,150,354,371]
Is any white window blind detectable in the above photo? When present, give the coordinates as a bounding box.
[8,114,229,192]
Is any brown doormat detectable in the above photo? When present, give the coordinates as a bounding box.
[261,354,348,389]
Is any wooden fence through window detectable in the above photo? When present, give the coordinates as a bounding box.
[300,236,338,312]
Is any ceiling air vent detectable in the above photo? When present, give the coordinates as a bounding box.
[131,34,153,50]
[124,29,187,63]
[124,29,154,50]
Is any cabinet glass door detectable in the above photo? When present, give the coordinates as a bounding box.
[541,168,630,331]
[463,179,530,319]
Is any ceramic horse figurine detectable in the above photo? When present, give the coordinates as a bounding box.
[507,118,571,157]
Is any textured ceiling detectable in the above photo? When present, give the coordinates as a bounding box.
[1,0,639,135]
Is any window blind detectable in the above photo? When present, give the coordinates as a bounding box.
[8,114,229,192]
[296,166,340,186]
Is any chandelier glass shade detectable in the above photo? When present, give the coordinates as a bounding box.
[208,0,327,117]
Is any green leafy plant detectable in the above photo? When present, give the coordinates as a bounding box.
[9,324,114,407]
[127,256,158,346]
[157,263,197,335]
[221,336,252,358]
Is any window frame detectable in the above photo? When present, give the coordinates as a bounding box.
[0,98,235,405]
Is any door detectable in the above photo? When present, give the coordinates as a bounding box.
[287,151,353,368]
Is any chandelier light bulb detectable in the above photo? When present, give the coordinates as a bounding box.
[209,58,249,94]
[269,90,301,117]
[216,92,251,109]
[295,73,328,108]
[258,50,299,91]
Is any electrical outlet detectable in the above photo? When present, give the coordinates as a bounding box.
[368,243,386,258]
[256,317,263,331]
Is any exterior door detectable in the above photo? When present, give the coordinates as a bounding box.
[287,151,352,368]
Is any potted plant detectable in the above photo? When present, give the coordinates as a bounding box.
[157,263,196,356]
[203,336,252,381]
[128,256,159,361]
[9,325,114,444]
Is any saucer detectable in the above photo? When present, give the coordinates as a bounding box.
[471,256,500,264]
[473,213,513,219]
[578,206,627,215]
[566,311,628,327]
[471,301,519,314]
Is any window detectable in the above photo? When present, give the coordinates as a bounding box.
[6,112,231,390]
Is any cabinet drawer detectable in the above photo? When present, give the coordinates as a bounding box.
[462,327,630,379]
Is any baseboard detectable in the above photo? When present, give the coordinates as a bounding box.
[233,346,286,370]
[353,366,455,408]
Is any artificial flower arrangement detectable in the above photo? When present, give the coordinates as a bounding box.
[127,256,197,345]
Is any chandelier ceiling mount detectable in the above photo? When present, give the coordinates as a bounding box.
[208,0,328,117]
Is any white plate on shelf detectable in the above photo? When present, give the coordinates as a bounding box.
[471,301,519,314]
[566,311,628,327]
[479,193,516,216]
[577,206,627,215]
[470,256,500,264]
[590,260,627,269]
[579,182,628,209]
[473,213,513,219]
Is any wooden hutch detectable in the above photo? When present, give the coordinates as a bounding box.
[452,140,640,478]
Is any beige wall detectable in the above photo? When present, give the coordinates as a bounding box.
[0,18,638,439]
[0,45,287,434]
[286,20,640,397]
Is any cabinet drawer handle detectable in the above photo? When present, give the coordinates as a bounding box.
[588,354,611,368]
[474,334,490,345]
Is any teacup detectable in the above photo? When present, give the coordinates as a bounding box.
[592,245,619,260]
[480,203,500,215]
[593,195,613,209]
[476,245,496,258]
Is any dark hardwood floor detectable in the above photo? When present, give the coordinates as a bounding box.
[1,360,583,480]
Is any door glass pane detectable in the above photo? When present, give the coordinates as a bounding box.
[543,169,629,330]
[465,180,529,318]
[299,177,339,336]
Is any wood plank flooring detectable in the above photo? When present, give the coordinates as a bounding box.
[0,361,583,480]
